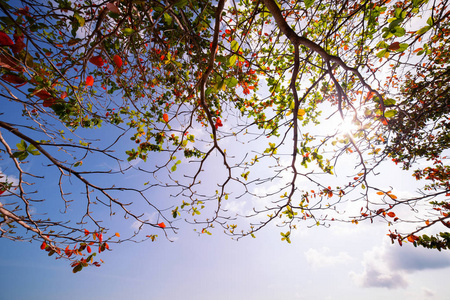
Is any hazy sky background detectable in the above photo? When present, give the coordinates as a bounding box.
[2,212,450,300]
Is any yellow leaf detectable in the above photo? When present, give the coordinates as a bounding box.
[298,109,306,116]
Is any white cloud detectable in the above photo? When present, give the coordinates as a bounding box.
[223,199,247,215]
[305,246,352,269]
[350,240,450,289]
[350,244,409,289]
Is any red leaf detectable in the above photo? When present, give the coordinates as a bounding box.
[43,98,55,107]
[113,54,123,68]
[87,245,91,253]
[61,92,68,99]
[158,222,166,228]
[2,74,26,84]
[215,118,223,129]
[40,242,47,250]
[86,75,94,86]
[84,229,89,236]
[11,32,25,53]
[89,56,104,67]
[441,220,450,228]
[388,42,400,51]
[34,90,51,100]
[106,3,120,13]
[163,113,169,123]
[0,54,22,71]
[0,31,14,46]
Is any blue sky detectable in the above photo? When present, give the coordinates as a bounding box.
[1,1,450,299]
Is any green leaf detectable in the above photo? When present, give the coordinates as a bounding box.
[164,13,172,25]
[227,54,237,67]
[384,110,397,118]
[72,263,83,273]
[230,40,239,52]
[73,13,85,27]
[392,26,405,37]
[172,207,179,218]
[397,43,409,52]
[122,28,134,36]
[224,77,238,88]
[416,26,430,35]
[376,50,387,58]
[16,140,27,151]
[304,0,314,8]
[174,0,188,8]
[27,144,40,156]
[384,98,396,106]
[426,16,434,26]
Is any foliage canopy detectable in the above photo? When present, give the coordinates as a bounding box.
[0,0,449,272]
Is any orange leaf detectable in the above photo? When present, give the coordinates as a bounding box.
[163,113,169,123]
[115,232,120,237]
[425,220,430,226]
[113,54,123,68]
[387,212,396,218]
[376,191,384,195]
[407,236,415,243]
[388,193,397,200]
[86,75,94,86]
[158,222,166,228]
